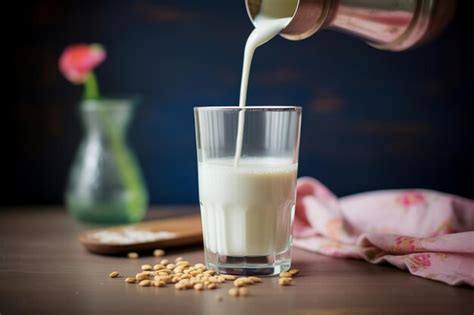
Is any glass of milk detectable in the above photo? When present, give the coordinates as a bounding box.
[194,106,301,276]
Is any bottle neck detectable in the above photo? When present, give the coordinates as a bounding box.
[80,99,135,141]
[280,0,333,41]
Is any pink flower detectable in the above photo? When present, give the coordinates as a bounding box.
[395,236,416,251]
[407,254,432,272]
[59,44,106,84]
[396,191,426,208]
[325,218,343,239]
[412,254,431,268]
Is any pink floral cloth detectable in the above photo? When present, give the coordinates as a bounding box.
[293,177,474,286]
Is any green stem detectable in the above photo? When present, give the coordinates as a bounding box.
[100,108,146,219]
[84,72,99,99]
[82,72,145,219]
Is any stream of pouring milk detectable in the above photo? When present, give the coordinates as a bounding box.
[234,0,298,167]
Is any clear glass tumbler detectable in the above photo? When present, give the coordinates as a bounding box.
[194,106,302,276]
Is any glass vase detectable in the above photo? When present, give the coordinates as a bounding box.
[65,98,148,224]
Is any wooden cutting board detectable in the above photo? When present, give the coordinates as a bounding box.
[79,214,202,255]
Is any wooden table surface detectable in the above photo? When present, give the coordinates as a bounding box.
[1,207,472,315]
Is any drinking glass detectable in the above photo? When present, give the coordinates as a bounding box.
[194,106,302,276]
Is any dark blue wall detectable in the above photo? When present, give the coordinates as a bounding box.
[10,0,473,206]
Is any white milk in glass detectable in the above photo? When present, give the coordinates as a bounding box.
[199,158,297,257]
